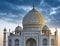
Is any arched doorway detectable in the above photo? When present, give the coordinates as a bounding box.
[26,38,36,46]
[51,39,54,45]
[15,39,19,46]
[43,39,47,45]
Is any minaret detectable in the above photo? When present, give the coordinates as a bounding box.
[55,27,58,46]
[9,29,11,36]
[3,28,7,46]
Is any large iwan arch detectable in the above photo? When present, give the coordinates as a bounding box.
[26,38,36,46]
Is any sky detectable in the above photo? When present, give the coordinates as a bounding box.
[0,0,60,46]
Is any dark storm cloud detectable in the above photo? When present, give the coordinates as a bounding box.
[44,0,60,7]
[0,0,27,23]
[5,0,41,6]
[37,0,60,27]
[0,1,26,14]
[48,7,60,27]
[0,0,60,27]
[0,12,24,23]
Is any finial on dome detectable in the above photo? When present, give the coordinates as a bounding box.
[33,1,35,9]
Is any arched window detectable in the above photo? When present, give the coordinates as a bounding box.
[26,38,36,46]
[9,39,12,46]
[43,39,47,45]
[51,39,54,45]
[15,39,19,46]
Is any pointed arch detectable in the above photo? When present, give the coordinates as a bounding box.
[51,39,54,45]
[43,39,47,45]
[15,39,19,46]
[26,38,36,46]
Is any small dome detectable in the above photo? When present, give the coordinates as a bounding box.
[15,26,22,31]
[15,26,22,34]
[4,28,7,31]
[23,8,45,29]
[42,25,50,32]
[42,25,51,35]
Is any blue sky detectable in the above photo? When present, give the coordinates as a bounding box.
[0,0,60,30]
[0,0,60,46]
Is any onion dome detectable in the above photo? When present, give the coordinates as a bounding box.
[15,26,22,34]
[23,8,45,29]
[4,28,7,31]
[42,25,51,34]
[42,25,50,31]
[15,26,22,31]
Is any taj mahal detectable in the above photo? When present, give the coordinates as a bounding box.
[3,5,58,46]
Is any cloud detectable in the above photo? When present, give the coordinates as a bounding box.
[36,0,60,28]
[0,0,60,46]
[58,0,60,1]
[0,19,22,31]
[49,8,57,15]
[49,7,60,22]
[44,0,60,7]
[0,1,26,15]
[0,0,60,28]
[0,12,23,23]
[16,6,32,12]
[40,0,44,6]
[0,1,34,24]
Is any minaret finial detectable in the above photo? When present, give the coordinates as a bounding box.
[55,27,58,31]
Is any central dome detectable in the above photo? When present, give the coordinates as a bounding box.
[23,8,45,29]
